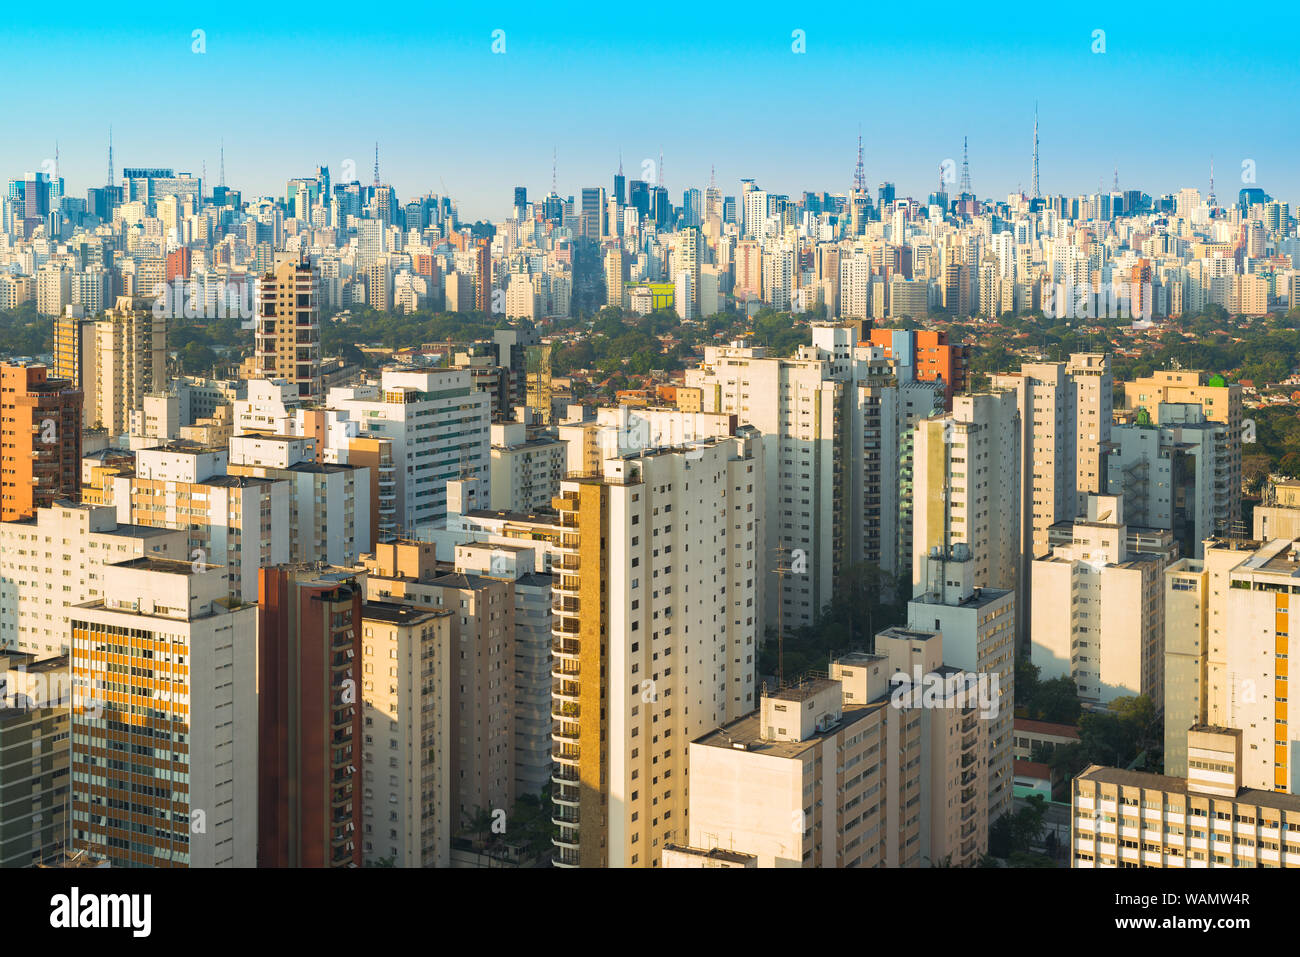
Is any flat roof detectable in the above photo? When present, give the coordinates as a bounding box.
[362,600,447,625]
[695,705,881,760]
[661,844,756,865]
[766,676,839,703]
[112,556,206,575]
[1077,765,1300,813]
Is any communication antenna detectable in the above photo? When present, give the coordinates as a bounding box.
[959,136,971,196]
[1031,103,1040,200]
[854,127,866,192]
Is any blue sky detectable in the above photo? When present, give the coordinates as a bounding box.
[5,1,1299,219]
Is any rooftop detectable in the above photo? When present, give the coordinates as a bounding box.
[362,600,447,625]
[765,676,839,703]
[1077,765,1300,813]
[695,705,880,760]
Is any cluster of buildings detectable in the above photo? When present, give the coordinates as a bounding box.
[4,154,1300,870]
[4,152,1300,335]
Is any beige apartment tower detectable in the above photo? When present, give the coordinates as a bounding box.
[551,435,762,867]
[256,259,322,400]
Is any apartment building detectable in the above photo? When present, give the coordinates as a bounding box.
[254,258,321,400]
[70,558,258,867]
[0,652,70,867]
[1108,403,1220,558]
[1163,537,1300,793]
[1118,370,1242,533]
[909,546,1016,822]
[1074,726,1300,868]
[550,434,762,867]
[489,408,565,512]
[677,627,992,869]
[112,443,290,602]
[227,432,370,567]
[257,565,364,868]
[87,297,168,436]
[234,378,397,548]
[1255,480,1300,542]
[990,354,1112,644]
[360,542,516,834]
[686,325,940,629]
[0,362,83,522]
[454,542,553,800]
[911,390,1020,601]
[0,503,186,658]
[328,367,490,533]
[1031,494,1166,707]
[359,600,452,867]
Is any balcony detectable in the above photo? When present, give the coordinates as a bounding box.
[553,846,580,868]
[552,807,579,827]
[552,767,579,788]
[552,701,580,721]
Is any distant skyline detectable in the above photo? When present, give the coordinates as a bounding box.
[4,1,1299,219]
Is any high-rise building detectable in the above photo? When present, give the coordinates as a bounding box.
[1163,537,1300,793]
[990,354,1112,645]
[0,652,71,867]
[550,433,762,867]
[328,368,490,533]
[1108,403,1221,558]
[358,600,453,867]
[677,629,995,868]
[1031,494,1166,707]
[1118,370,1242,535]
[0,503,186,658]
[868,328,969,410]
[255,259,321,400]
[1254,480,1300,542]
[909,546,1016,822]
[87,297,168,435]
[70,557,258,867]
[687,326,940,630]
[454,542,553,800]
[112,444,290,602]
[911,390,1020,600]
[489,411,565,513]
[0,363,83,522]
[227,433,371,567]
[360,542,516,831]
[257,564,364,868]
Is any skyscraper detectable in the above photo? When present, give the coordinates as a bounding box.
[257,564,364,868]
[0,363,83,522]
[255,258,321,400]
[71,557,258,867]
[550,433,762,867]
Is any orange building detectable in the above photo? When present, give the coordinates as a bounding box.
[165,246,193,281]
[0,363,83,521]
[868,328,968,409]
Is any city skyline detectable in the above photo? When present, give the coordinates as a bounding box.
[6,132,1286,223]
[5,1,1300,218]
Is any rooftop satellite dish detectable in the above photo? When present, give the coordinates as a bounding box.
[1098,509,1112,522]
